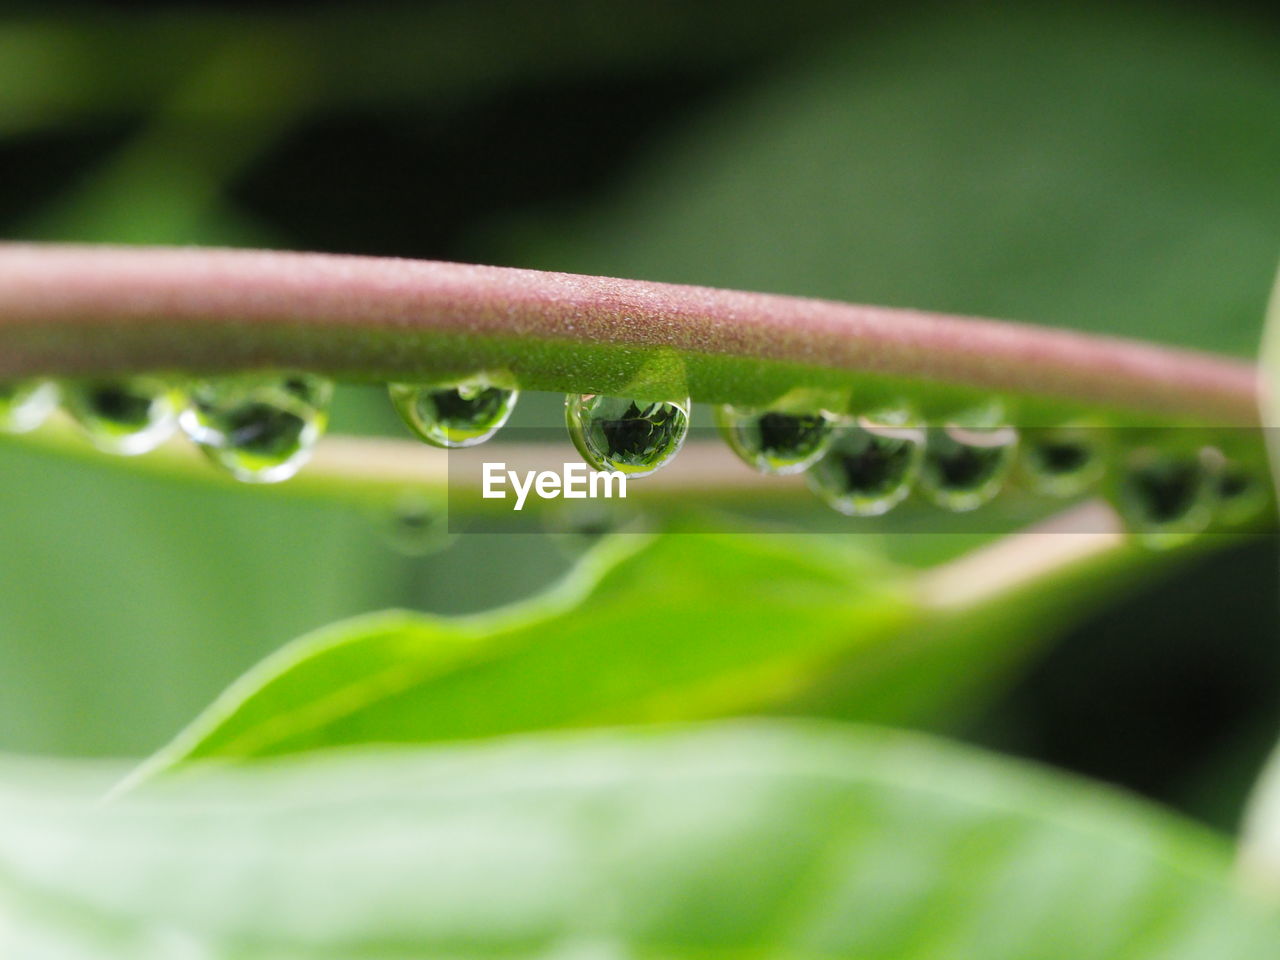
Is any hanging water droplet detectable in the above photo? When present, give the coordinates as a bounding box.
[565,394,690,477]
[1208,454,1269,527]
[1020,424,1105,498]
[0,380,58,434]
[918,413,1018,512]
[62,377,182,455]
[807,411,924,516]
[180,373,333,483]
[715,404,836,474]
[389,377,518,448]
[1114,447,1216,547]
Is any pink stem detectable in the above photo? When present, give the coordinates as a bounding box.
[0,243,1261,424]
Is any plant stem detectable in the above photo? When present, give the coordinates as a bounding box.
[12,416,813,513]
[0,244,1260,425]
[919,500,1126,612]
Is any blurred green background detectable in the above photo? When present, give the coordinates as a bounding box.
[0,0,1277,835]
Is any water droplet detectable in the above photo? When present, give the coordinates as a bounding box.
[0,380,58,434]
[544,501,643,556]
[918,414,1018,512]
[1208,453,1269,526]
[807,412,924,516]
[374,492,455,556]
[62,377,182,455]
[389,377,518,448]
[1114,447,1216,546]
[715,404,836,474]
[1020,424,1105,498]
[565,394,690,477]
[181,373,332,483]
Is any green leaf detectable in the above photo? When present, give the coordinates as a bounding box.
[3,722,1276,957]
[138,533,916,770]
[136,519,1156,775]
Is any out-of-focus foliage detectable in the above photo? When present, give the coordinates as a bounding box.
[138,522,1151,773]
[5,723,1279,959]
[141,533,912,766]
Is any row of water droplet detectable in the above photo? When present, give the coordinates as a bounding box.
[716,403,1268,542]
[0,373,1268,541]
[0,374,331,484]
[388,379,1268,540]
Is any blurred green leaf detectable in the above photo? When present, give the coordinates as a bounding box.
[0,440,404,757]
[17,30,307,246]
[136,519,1157,773]
[4,722,1277,957]
[0,0,857,135]
[139,533,915,769]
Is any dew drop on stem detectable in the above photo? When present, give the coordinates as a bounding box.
[1020,424,1105,498]
[807,411,924,517]
[389,377,518,449]
[918,407,1018,512]
[715,404,836,475]
[566,394,690,478]
[180,373,332,484]
[0,380,58,434]
[62,377,182,456]
[1204,450,1269,527]
[1113,446,1217,547]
